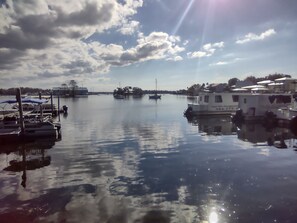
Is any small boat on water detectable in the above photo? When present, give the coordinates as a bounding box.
[113,94,125,99]
[149,94,161,100]
[149,79,161,100]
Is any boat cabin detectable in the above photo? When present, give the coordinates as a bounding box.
[237,93,292,121]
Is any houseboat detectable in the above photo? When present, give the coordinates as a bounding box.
[184,92,247,117]
[52,86,88,97]
[231,93,293,124]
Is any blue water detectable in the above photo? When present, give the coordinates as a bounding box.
[1,95,297,223]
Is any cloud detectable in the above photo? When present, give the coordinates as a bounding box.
[187,41,224,59]
[210,57,243,66]
[0,0,185,87]
[213,61,228,66]
[103,32,185,66]
[118,20,140,35]
[0,0,146,86]
[236,29,276,44]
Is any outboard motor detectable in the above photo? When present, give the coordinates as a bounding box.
[62,105,68,114]
[184,106,193,118]
[231,109,244,124]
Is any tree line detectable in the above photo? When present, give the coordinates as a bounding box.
[187,73,291,95]
[0,87,51,95]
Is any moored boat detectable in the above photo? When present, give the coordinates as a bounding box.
[231,93,294,125]
[184,91,246,117]
[149,79,161,100]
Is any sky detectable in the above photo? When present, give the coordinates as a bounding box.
[0,0,297,92]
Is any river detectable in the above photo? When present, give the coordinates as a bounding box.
[1,94,297,223]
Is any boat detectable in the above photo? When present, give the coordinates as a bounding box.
[0,96,61,139]
[12,102,65,116]
[113,94,125,99]
[0,128,21,144]
[184,91,247,117]
[52,85,88,97]
[231,93,293,124]
[1,115,60,138]
[149,79,161,100]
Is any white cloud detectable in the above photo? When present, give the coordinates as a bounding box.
[118,20,140,35]
[0,0,187,88]
[0,0,148,87]
[210,57,244,66]
[236,29,276,44]
[214,61,228,65]
[188,41,224,59]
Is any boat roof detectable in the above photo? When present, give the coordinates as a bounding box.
[251,87,269,91]
[275,77,297,81]
[242,85,267,89]
[0,98,48,104]
[268,82,284,86]
[231,88,249,92]
[257,80,273,84]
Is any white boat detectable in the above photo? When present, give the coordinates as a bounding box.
[184,92,246,116]
[23,118,60,137]
[1,115,60,138]
[0,97,61,139]
[232,93,293,123]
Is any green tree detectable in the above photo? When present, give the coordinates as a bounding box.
[228,77,239,87]
[244,76,257,84]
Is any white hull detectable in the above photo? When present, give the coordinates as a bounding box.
[189,104,238,115]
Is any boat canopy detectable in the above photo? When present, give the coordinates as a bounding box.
[242,85,267,89]
[0,98,48,104]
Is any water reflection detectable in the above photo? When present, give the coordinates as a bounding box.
[2,95,297,222]
[1,138,57,188]
[186,115,237,135]
[237,123,296,149]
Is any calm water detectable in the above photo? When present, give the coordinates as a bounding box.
[1,95,297,223]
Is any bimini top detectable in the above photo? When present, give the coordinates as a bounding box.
[0,98,48,104]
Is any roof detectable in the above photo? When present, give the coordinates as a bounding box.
[268,83,284,86]
[257,80,273,84]
[275,77,297,82]
[242,85,267,89]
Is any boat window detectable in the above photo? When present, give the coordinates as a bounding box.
[244,98,247,104]
[215,95,222,103]
[232,95,239,102]
[204,95,209,103]
[199,96,202,101]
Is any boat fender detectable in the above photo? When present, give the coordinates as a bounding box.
[290,116,297,136]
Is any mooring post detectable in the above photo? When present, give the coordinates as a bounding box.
[50,91,54,116]
[58,91,60,122]
[39,92,43,120]
[16,88,25,135]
